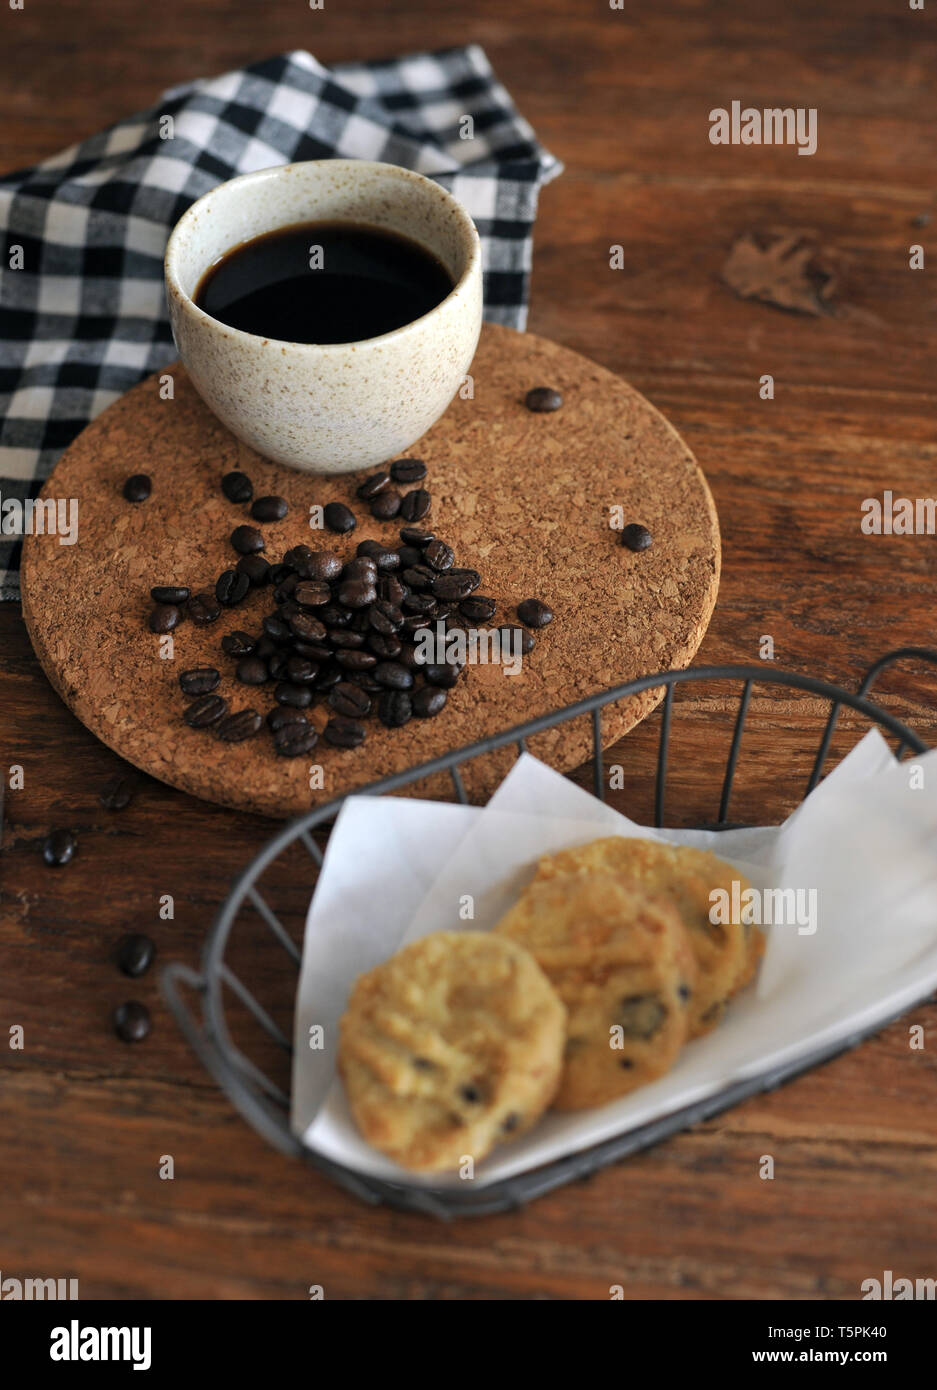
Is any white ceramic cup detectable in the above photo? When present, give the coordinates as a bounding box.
[164,160,483,473]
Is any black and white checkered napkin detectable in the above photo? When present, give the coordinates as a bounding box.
[0,46,561,599]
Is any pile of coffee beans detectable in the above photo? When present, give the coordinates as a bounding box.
[142,455,556,759]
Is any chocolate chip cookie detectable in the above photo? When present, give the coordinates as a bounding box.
[337,930,566,1173]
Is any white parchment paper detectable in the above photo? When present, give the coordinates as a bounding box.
[290,731,937,1189]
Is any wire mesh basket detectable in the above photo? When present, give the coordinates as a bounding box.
[163,647,937,1219]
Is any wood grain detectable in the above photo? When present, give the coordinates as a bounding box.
[2,0,937,1302]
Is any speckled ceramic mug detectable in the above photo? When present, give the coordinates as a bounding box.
[164,160,483,473]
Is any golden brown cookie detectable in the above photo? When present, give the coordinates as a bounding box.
[535,837,761,1036]
[495,873,697,1110]
[337,930,566,1173]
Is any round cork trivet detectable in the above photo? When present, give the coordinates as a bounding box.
[21,324,719,818]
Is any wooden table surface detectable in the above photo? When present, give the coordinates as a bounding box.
[2,0,936,1300]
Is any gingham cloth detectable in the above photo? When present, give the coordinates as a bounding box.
[0,46,561,600]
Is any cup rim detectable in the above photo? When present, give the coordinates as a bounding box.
[164,159,481,353]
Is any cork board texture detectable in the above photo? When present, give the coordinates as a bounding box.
[21,324,720,817]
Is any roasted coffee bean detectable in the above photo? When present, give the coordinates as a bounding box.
[42,828,76,867]
[402,592,435,615]
[424,538,454,571]
[356,540,400,572]
[188,591,222,625]
[255,634,277,659]
[460,595,497,622]
[236,656,269,685]
[390,457,427,484]
[267,705,309,731]
[179,666,220,696]
[289,612,328,643]
[282,544,315,574]
[319,603,350,627]
[374,660,413,690]
[329,682,372,718]
[338,579,377,610]
[379,575,408,606]
[286,657,319,685]
[151,584,190,605]
[100,775,135,811]
[274,572,299,602]
[621,522,653,552]
[294,580,331,607]
[117,933,155,978]
[433,601,453,621]
[269,563,292,585]
[251,494,288,522]
[324,716,366,748]
[402,564,435,590]
[348,670,383,694]
[275,681,313,708]
[221,630,256,657]
[369,488,402,520]
[262,614,293,644]
[294,640,333,663]
[276,597,299,621]
[274,722,319,758]
[432,570,479,601]
[412,686,447,718]
[499,624,535,655]
[335,649,377,670]
[525,385,563,412]
[221,470,253,504]
[399,487,431,522]
[329,628,366,649]
[113,1000,151,1043]
[424,662,462,688]
[368,599,404,633]
[355,471,390,500]
[216,568,250,606]
[398,643,421,670]
[217,708,263,742]
[399,526,434,548]
[148,603,181,633]
[236,553,271,586]
[268,652,290,681]
[123,473,151,502]
[517,597,553,628]
[367,631,402,659]
[184,693,228,727]
[231,524,265,555]
[400,615,433,637]
[396,545,422,569]
[313,664,342,691]
[378,689,412,728]
[342,555,378,583]
[324,501,356,533]
[307,550,343,580]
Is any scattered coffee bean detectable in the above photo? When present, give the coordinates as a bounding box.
[236,656,269,686]
[397,545,423,569]
[525,386,563,413]
[216,568,250,606]
[391,457,427,484]
[355,472,390,500]
[42,828,76,867]
[368,599,404,634]
[269,563,292,585]
[269,652,289,680]
[187,591,222,625]
[378,689,412,728]
[117,933,156,978]
[402,564,434,590]
[183,693,227,728]
[402,593,434,615]
[275,682,313,708]
[255,634,277,659]
[369,489,402,520]
[432,570,479,601]
[313,665,342,691]
[621,523,653,552]
[274,572,299,602]
[148,603,181,633]
[329,628,366,649]
[424,538,454,571]
[289,612,328,644]
[517,597,553,629]
[329,682,372,718]
[251,494,289,523]
[399,527,434,548]
[274,722,319,757]
[122,473,151,502]
[221,631,256,657]
[335,649,377,670]
[267,705,309,731]
[356,540,400,572]
[342,556,378,583]
[380,575,408,606]
[459,595,497,622]
[179,667,221,696]
[221,470,254,504]
[236,553,271,586]
[307,550,343,581]
[423,663,462,688]
[399,488,431,522]
[113,1001,151,1043]
[286,657,319,685]
[294,580,331,607]
[150,585,190,605]
[373,660,413,690]
[412,686,447,718]
[499,624,535,655]
[262,614,293,644]
[231,524,265,555]
[324,501,357,534]
[324,716,366,748]
[217,708,263,742]
[100,775,135,811]
[338,579,377,610]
